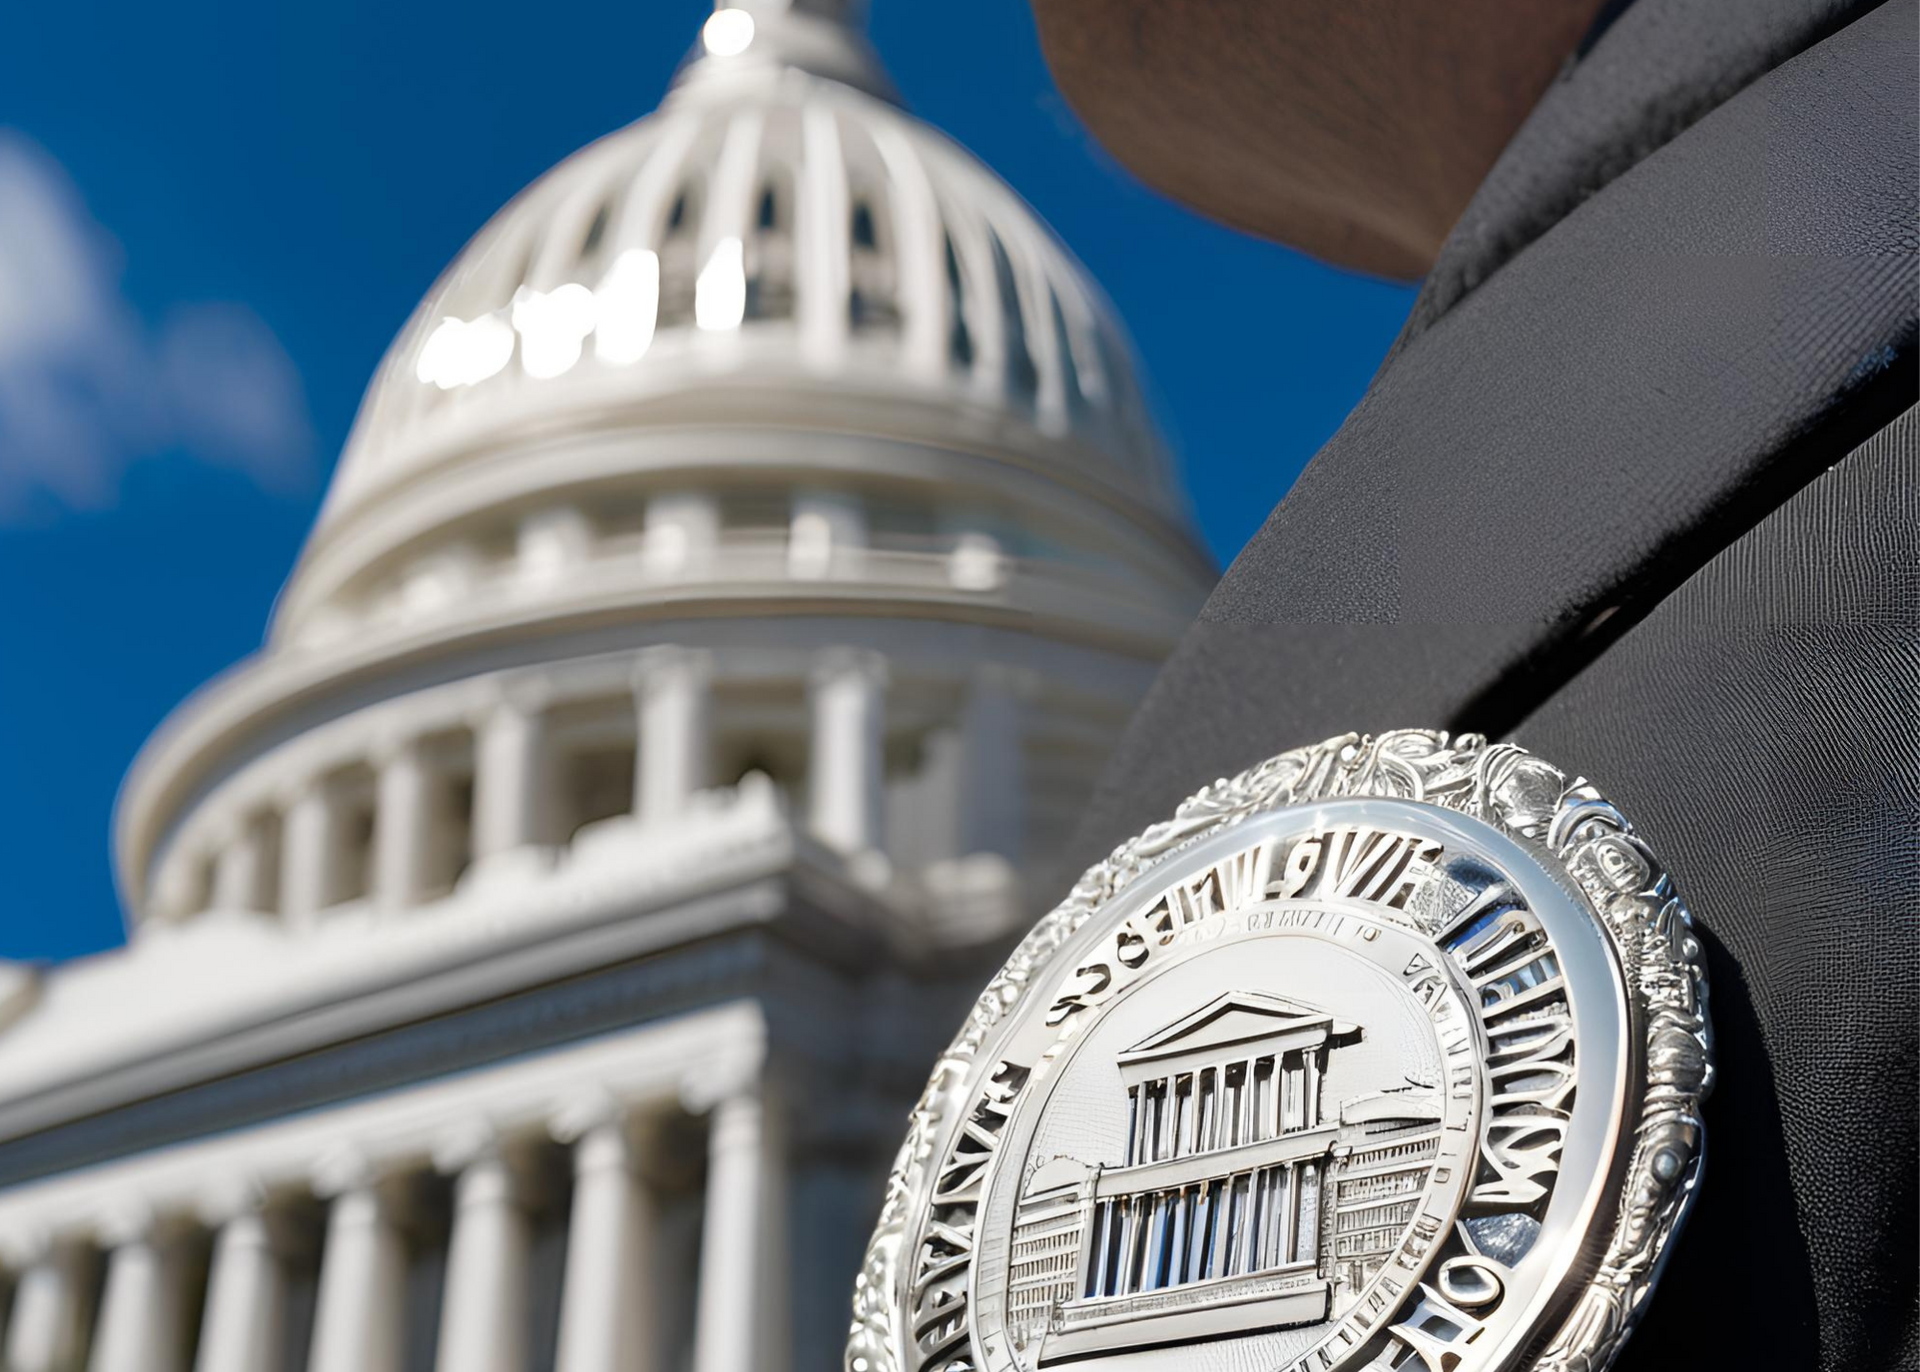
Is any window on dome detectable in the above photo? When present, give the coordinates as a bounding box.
[577,201,614,268]
[658,182,703,327]
[866,493,938,552]
[745,175,795,321]
[945,234,975,368]
[442,764,475,891]
[180,850,216,922]
[717,484,791,541]
[848,193,900,333]
[330,764,378,909]
[990,229,1038,403]
[585,486,652,547]
[556,716,639,846]
[878,719,937,862]
[239,809,283,915]
[711,683,810,807]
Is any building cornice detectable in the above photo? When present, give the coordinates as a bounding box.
[3,793,891,1145]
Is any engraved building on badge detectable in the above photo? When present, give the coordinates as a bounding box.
[1005,994,1442,1362]
[0,4,1213,1371]
[851,731,1712,1372]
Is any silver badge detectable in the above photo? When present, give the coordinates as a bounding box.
[848,730,1711,1372]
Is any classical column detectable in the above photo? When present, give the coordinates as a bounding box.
[280,777,339,927]
[518,506,592,584]
[308,1182,408,1372]
[149,847,205,922]
[4,1241,96,1372]
[807,649,886,858]
[195,1201,297,1372]
[643,493,719,578]
[1296,1167,1321,1263]
[374,736,436,910]
[1239,1058,1257,1146]
[1187,1188,1212,1285]
[946,530,1005,591]
[435,1144,532,1372]
[1263,1167,1290,1270]
[634,647,712,825]
[554,1113,656,1372]
[787,490,866,580]
[212,813,269,912]
[89,1216,193,1372]
[691,1087,787,1372]
[472,694,553,871]
[1122,1196,1147,1293]
[1207,1183,1231,1280]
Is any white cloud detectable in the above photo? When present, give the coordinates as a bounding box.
[0,131,314,524]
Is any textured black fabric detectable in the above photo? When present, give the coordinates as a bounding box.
[1071,0,1918,868]
[1064,2,1920,1367]
[1403,0,1883,344]
[1516,407,1919,1372]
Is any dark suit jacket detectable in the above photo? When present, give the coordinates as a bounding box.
[1068,2,1919,1368]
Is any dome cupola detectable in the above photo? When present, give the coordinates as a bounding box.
[281,0,1192,652]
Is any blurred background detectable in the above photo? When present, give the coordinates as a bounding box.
[0,0,1414,963]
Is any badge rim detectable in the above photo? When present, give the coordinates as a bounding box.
[847,729,1713,1372]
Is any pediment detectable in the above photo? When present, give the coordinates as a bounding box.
[1117,991,1359,1068]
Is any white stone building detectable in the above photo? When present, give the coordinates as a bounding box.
[0,3,1211,1370]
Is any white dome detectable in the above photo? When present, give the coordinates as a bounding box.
[292,1,1182,641]
[115,1,1211,939]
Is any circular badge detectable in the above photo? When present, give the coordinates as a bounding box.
[848,731,1711,1372]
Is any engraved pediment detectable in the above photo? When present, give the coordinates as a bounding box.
[1116,991,1359,1070]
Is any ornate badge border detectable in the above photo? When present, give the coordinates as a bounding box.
[848,729,1712,1372]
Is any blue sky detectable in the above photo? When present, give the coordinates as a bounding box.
[0,0,1416,963]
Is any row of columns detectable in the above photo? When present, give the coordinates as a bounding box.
[1085,1162,1321,1301]
[529,488,1009,588]
[198,644,924,922]
[636,490,877,581]
[1,1090,784,1372]
[1125,1049,1327,1168]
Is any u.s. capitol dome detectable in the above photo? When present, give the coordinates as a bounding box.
[0,6,1212,1371]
